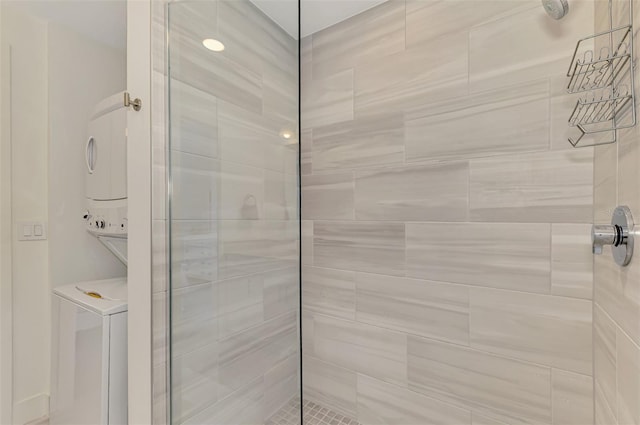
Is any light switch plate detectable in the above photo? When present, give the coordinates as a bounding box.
[17,221,47,241]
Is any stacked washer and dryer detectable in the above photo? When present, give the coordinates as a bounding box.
[49,92,129,425]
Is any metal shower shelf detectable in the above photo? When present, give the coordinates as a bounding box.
[566,24,636,148]
[567,25,632,93]
[569,88,632,127]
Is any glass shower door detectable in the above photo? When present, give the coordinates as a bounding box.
[167,1,300,423]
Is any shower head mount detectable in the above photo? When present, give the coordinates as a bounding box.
[542,0,569,20]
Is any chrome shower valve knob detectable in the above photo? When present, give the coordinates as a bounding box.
[592,205,634,266]
[592,224,623,255]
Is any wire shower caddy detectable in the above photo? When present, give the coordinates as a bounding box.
[566,24,636,147]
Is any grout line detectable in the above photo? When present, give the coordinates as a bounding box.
[594,299,640,351]
[550,368,556,425]
[303,263,592,301]
[307,309,589,375]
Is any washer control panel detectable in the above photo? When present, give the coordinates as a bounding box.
[84,199,127,236]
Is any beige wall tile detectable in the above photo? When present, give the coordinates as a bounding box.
[302,68,354,129]
[153,292,168,366]
[616,329,640,425]
[313,315,407,385]
[354,32,468,118]
[405,80,549,162]
[261,30,298,116]
[468,0,593,92]
[169,4,263,114]
[595,381,617,425]
[171,281,217,328]
[219,161,264,220]
[152,1,167,74]
[594,0,611,32]
[303,266,356,320]
[217,274,263,338]
[311,0,405,79]
[355,273,469,345]
[594,143,618,222]
[302,220,313,266]
[263,266,298,320]
[303,356,358,418]
[262,65,298,128]
[471,413,509,425]
[301,36,312,84]
[217,0,296,76]
[619,125,640,225]
[171,285,218,359]
[469,149,594,223]
[183,377,265,425]
[153,220,168,293]
[171,220,218,288]
[469,287,592,375]
[265,169,297,221]
[171,342,220,423]
[551,224,593,299]
[407,336,552,424]
[218,101,288,172]
[311,113,404,172]
[314,221,405,276]
[355,161,469,221]
[302,311,315,357]
[301,128,312,175]
[595,253,640,347]
[153,361,168,425]
[611,0,633,28]
[406,222,551,293]
[218,312,297,398]
[551,369,594,425]
[171,151,219,221]
[169,79,218,158]
[264,354,299,420]
[357,374,472,425]
[218,220,298,280]
[302,172,354,220]
[152,142,167,221]
[549,86,581,151]
[406,0,535,47]
[593,252,620,331]
[594,303,618,417]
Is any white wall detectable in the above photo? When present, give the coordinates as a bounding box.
[48,22,127,287]
[1,7,51,424]
[0,2,13,423]
[1,6,127,423]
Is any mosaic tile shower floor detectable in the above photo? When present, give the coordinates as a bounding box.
[267,398,360,425]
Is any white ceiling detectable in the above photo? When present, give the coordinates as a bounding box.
[252,0,389,38]
[3,0,126,49]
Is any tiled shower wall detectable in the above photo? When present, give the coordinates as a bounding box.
[593,0,640,424]
[300,1,596,424]
[151,1,300,424]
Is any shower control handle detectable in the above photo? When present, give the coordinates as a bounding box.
[592,206,634,266]
[592,225,622,255]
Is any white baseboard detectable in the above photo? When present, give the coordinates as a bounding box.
[13,393,49,425]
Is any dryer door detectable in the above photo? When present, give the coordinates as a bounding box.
[86,93,127,201]
[85,115,112,200]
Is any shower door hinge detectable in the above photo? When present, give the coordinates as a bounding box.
[124,92,142,111]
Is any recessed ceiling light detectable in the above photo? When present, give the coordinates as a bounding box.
[202,38,225,52]
[280,130,293,140]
